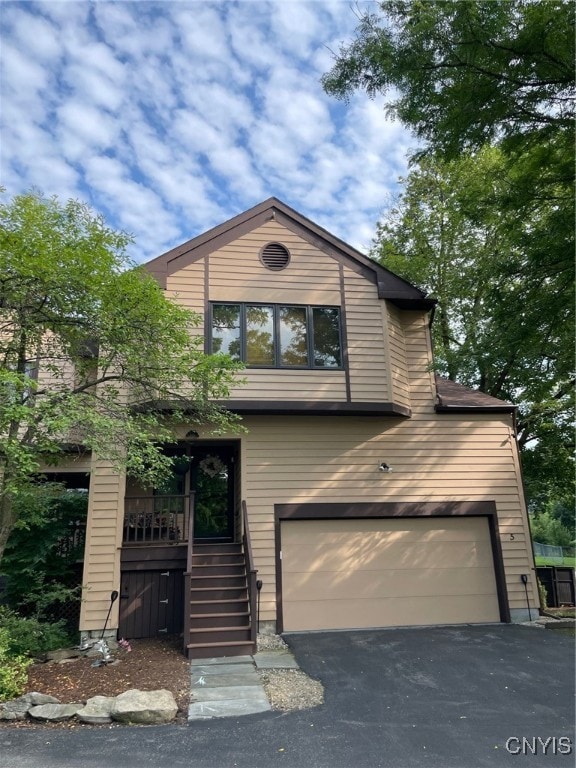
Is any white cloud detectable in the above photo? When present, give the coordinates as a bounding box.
[0,0,413,263]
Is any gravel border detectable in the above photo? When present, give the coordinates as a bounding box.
[256,634,324,711]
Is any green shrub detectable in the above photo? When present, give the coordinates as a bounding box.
[0,628,32,701]
[537,578,548,610]
[0,606,70,657]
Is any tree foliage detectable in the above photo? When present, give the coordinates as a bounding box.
[372,150,574,513]
[324,0,575,517]
[0,191,243,564]
[322,0,574,157]
[1,485,87,610]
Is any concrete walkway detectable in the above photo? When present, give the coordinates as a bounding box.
[188,649,299,720]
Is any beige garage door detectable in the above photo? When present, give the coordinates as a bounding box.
[281,517,500,631]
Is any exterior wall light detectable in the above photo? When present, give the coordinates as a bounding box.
[379,462,393,472]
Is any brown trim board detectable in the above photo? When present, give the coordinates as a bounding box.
[338,262,352,402]
[274,500,510,633]
[220,400,411,417]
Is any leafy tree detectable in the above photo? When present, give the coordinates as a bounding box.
[530,511,573,548]
[324,0,574,518]
[322,0,574,159]
[322,0,574,341]
[0,191,243,565]
[1,485,88,611]
[372,149,574,516]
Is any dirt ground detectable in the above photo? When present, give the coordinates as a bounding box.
[0,636,190,728]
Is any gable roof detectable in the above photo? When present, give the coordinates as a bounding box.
[144,197,436,311]
[435,376,515,413]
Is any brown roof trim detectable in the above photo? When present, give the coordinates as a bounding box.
[218,400,411,417]
[144,197,435,311]
[435,376,515,413]
[134,399,411,417]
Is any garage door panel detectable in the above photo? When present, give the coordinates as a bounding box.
[281,517,500,630]
[283,516,490,543]
[284,593,500,632]
[283,566,499,601]
[283,540,494,572]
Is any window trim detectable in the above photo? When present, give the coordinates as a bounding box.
[209,302,344,370]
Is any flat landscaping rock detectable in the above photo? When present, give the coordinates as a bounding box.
[77,695,117,724]
[0,693,61,721]
[28,703,83,721]
[111,689,178,725]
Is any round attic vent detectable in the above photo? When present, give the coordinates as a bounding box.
[260,242,290,271]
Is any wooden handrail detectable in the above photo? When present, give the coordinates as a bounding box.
[186,492,196,572]
[242,500,258,650]
[183,492,195,654]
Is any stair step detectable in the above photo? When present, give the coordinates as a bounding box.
[190,575,246,589]
[189,612,250,628]
[191,626,252,644]
[190,587,247,601]
[190,599,248,613]
[192,553,245,566]
[193,543,242,554]
[191,564,246,576]
[186,640,255,660]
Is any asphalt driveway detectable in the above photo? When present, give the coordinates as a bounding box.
[1,625,574,768]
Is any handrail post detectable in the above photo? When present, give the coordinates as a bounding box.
[242,500,258,652]
[183,491,195,655]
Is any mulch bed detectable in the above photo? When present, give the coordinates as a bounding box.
[0,637,190,728]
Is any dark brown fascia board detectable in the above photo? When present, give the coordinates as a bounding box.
[134,399,411,417]
[275,500,497,520]
[435,405,516,414]
[218,400,411,417]
[143,197,433,310]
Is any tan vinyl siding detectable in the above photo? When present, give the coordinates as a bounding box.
[403,310,436,413]
[209,221,341,305]
[166,222,349,401]
[166,259,205,339]
[227,369,347,401]
[241,413,537,623]
[386,304,411,409]
[343,266,389,402]
[79,459,125,632]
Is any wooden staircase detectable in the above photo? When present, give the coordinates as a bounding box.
[185,542,256,659]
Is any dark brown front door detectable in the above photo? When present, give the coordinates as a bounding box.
[190,447,236,541]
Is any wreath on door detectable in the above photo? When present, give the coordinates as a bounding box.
[199,455,226,477]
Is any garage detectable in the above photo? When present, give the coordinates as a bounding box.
[280,516,501,631]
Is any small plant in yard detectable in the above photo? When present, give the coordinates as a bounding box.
[0,606,70,657]
[537,578,548,610]
[0,627,32,701]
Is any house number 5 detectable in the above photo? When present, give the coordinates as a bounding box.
[509,534,515,541]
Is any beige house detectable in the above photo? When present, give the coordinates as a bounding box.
[60,198,537,658]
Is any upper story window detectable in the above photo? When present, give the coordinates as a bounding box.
[210,303,342,369]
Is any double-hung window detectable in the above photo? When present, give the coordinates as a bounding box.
[210,303,342,369]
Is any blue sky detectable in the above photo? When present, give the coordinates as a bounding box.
[0,1,415,263]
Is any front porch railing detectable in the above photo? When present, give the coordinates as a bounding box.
[123,495,192,545]
[242,500,258,647]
